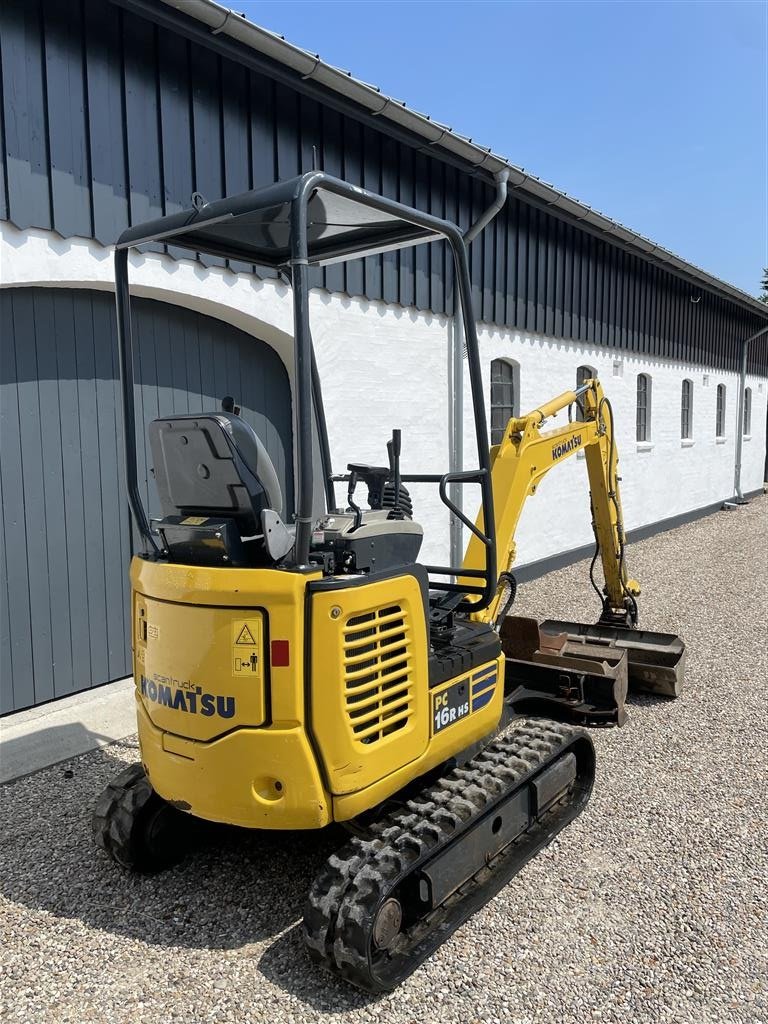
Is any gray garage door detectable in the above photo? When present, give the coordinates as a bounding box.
[0,287,293,713]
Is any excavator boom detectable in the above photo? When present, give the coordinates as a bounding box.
[463,377,684,710]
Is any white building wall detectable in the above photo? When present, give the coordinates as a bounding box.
[2,223,766,573]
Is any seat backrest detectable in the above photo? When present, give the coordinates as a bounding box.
[149,413,283,532]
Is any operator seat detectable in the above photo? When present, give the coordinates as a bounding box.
[148,411,293,567]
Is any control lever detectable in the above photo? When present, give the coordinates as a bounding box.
[346,468,363,530]
[387,429,404,520]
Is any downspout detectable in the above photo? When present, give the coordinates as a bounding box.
[449,169,510,566]
[729,324,768,505]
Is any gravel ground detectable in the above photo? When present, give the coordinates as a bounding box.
[1,497,766,1024]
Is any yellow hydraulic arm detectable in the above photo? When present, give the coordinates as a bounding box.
[463,379,640,628]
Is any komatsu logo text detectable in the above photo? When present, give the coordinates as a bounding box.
[552,434,582,461]
[140,675,235,718]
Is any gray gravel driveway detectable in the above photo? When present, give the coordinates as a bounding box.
[1,497,766,1023]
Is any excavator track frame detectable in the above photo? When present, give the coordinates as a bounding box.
[303,718,594,992]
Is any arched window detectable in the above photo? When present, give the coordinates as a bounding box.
[575,364,596,421]
[743,387,752,436]
[716,384,726,437]
[681,379,693,440]
[490,359,519,446]
[636,373,652,442]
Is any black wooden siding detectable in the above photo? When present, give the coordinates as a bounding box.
[0,287,293,713]
[1,0,766,373]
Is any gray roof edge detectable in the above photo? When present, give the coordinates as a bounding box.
[160,0,767,320]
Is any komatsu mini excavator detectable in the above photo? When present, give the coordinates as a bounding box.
[94,172,685,992]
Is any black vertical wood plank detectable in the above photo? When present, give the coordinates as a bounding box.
[71,291,109,687]
[504,197,517,328]
[250,71,275,188]
[11,291,56,704]
[544,213,556,337]
[190,43,224,268]
[579,232,590,342]
[571,227,582,341]
[84,0,129,244]
[443,164,459,312]
[157,30,193,260]
[0,0,52,230]
[52,290,92,696]
[414,150,430,311]
[398,146,416,309]
[427,157,444,315]
[12,292,56,704]
[626,255,635,351]
[321,105,345,295]
[221,59,251,273]
[494,199,507,327]
[0,292,35,709]
[381,139,399,304]
[562,222,573,340]
[362,124,383,301]
[42,0,92,238]
[298,93,320,175]
[29,290,74,698]
[482,183,495,324]
[90,291,129,680]
[534,210,546,334]
[345,118,365,298]
[515,201,528,331]
[469,178,484,319]
[526,206,539,332]
[274,80,300,182]
[122,9,163,262]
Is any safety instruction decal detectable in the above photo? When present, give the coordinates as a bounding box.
[235,624,256,646]
[232,618,261,676]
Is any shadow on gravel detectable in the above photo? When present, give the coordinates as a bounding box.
[259,923,379,1012]
[0,746,343,960]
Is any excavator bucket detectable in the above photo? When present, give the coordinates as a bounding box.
[539,619,685,698]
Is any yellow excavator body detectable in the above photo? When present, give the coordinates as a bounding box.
[131,557,503,828]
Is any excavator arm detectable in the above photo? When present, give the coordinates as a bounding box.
[463,378,640,628]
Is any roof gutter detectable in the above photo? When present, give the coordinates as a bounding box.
[158,0,768,319]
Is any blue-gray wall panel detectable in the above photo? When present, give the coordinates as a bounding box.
[0,286,294,712]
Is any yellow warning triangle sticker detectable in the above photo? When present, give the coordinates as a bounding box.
[235,624,256,645]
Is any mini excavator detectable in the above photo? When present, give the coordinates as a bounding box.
[94,173,685,992]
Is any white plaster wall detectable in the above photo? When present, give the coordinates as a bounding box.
[463,326,767,567]
[2,222,766,573]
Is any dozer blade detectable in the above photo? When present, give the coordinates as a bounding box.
[303,718,594,992]
[539,619,685,698]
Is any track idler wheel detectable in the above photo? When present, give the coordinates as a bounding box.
[92,763,196,873]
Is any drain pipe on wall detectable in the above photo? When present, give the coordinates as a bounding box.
[449,168,510,566]
[726,323,768,507]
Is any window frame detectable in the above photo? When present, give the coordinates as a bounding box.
[636,373,651,443]
[681,378,693,440]
[716,383,726,438]
[743,386,752,436]
[490,358,519,446]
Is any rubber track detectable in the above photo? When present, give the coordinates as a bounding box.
[92,762,155,871]
[303,717,591,991]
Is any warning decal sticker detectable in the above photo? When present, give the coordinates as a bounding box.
[235,624,256,646]
[232,618,262,677]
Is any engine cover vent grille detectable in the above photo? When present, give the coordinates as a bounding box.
[342,604,412,745]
